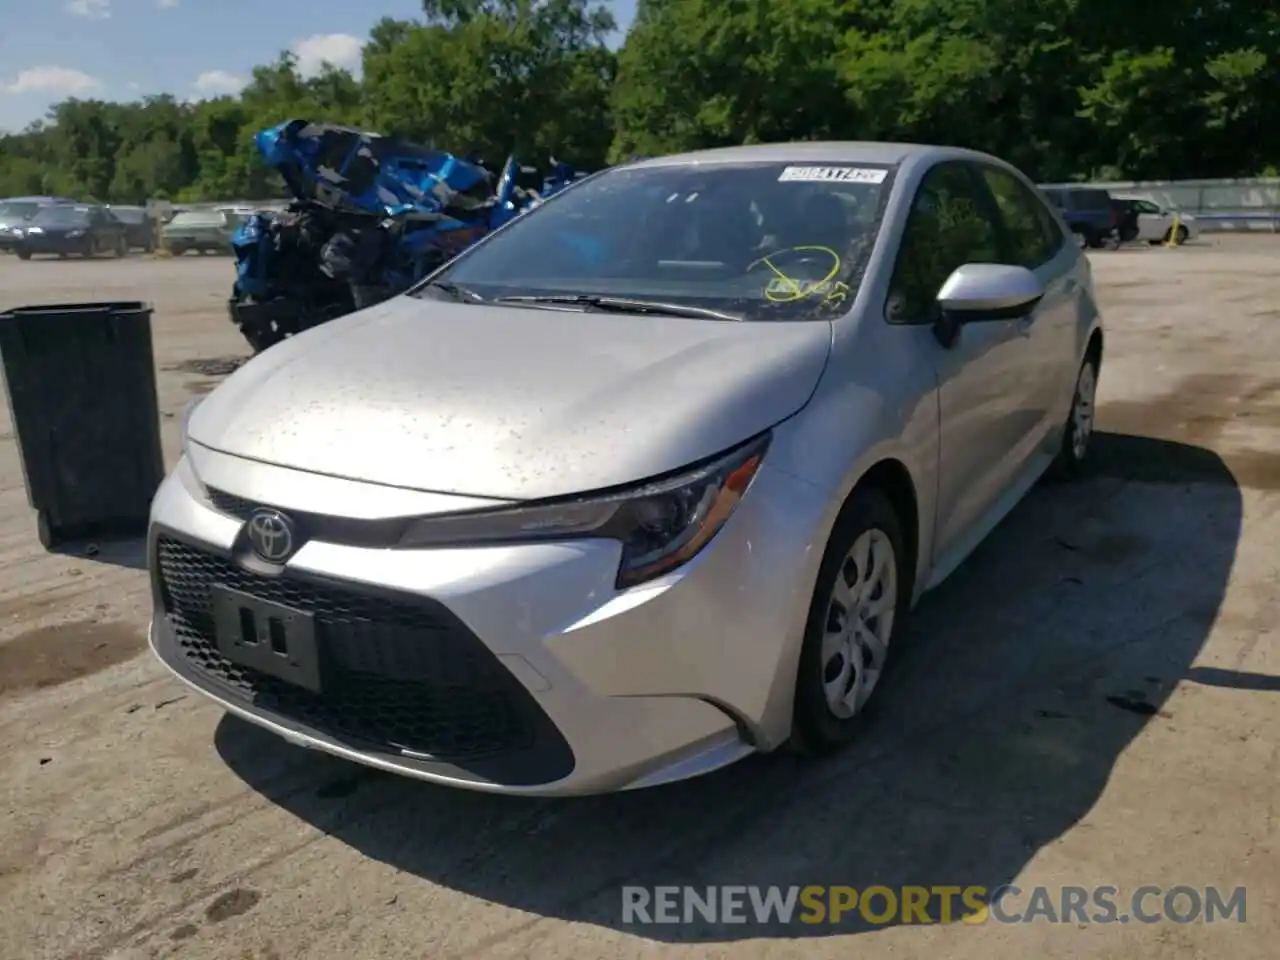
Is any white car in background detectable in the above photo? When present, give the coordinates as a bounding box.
[1114,194,1196,245]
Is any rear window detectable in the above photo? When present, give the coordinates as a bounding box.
[1071,189,1112,211]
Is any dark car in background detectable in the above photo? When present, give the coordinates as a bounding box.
[12,203,129,259]
[105,204,156,252]
[1040,186,1117,249]
[0,196,77,253]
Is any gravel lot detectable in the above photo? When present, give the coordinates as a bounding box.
[0,239,1277,960]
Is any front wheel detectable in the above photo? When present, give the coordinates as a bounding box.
[16,249,31,261]
[1164,225,1189,245]
[791,487,909,752]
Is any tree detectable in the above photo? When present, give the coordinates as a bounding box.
[0,0,1276,202]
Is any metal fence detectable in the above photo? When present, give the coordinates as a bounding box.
[154,178,1280,233]
[1039,177,1280,232]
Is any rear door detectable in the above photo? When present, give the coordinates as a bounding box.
[974,163,1078,457]
[86,207,110,251]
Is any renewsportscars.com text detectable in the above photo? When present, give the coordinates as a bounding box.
[621,884,1247,926]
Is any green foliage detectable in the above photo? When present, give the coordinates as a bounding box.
[1,0,1277,201]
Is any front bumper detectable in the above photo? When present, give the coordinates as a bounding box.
[148,445,828,795]
[14,235,84,254]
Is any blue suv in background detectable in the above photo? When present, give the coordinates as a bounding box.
[1040,186,1117,249]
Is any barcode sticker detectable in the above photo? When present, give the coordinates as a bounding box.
[778,166,888,184]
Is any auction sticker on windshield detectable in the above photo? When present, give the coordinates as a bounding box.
[778,166,887,184]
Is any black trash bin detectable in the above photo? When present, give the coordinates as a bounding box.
[0,301,164,549]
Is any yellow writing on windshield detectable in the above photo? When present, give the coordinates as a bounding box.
[752,246,842,303]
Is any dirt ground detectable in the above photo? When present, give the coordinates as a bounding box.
[0,238,1276,960]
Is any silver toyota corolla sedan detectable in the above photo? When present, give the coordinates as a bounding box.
[149,142,1103,796]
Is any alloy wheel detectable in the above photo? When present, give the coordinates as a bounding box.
[820,529,898,719]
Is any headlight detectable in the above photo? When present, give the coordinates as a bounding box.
[398,432,770,588]
[178,397,202,449]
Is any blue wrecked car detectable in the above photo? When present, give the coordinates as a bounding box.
[228,119,581,352]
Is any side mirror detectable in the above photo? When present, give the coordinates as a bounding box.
[933,263,1045,348]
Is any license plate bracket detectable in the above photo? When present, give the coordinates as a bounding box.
[211,585,322,693]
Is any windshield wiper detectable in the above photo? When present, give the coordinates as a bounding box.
[492,295,744,322]
[423,281,485,302]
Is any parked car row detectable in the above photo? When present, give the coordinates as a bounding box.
[1038,185,1196,248]
[0,195,251,259]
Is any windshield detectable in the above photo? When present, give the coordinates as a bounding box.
[422,160,895,321]
[0,201,40,221]
[32,205,91,226]
[170,211,224,227]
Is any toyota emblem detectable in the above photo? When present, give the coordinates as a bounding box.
[246,509,296,563]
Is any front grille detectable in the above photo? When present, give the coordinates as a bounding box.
[207,488,255,520]
[156,536,537,760]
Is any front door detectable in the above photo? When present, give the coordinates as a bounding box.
[884,162,1038,565]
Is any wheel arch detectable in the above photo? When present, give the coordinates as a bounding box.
[843,458,921,604]
[1085,326,1103,368]
[760,451,928,751]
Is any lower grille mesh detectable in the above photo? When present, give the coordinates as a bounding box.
[156,536,536,760]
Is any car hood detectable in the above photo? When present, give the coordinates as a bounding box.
[189,297,832,500]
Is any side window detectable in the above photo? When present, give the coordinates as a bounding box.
[1137,200,1160,214]
[886,163,1002,324]
[979,166,1058,268]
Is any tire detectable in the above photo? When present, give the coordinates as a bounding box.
[1051,353,1099,480]
[36,510,59,550]
[1070,228,1088,250]
[115,236,127,258]
[1164,225,1189,245]
[791,487,910,753]
[16,249,31,261]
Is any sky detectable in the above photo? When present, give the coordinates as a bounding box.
[0,0,638,133]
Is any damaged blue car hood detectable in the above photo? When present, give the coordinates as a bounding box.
[255,119,495,218]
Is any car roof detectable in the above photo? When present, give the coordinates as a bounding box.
[624,141,1004,170]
